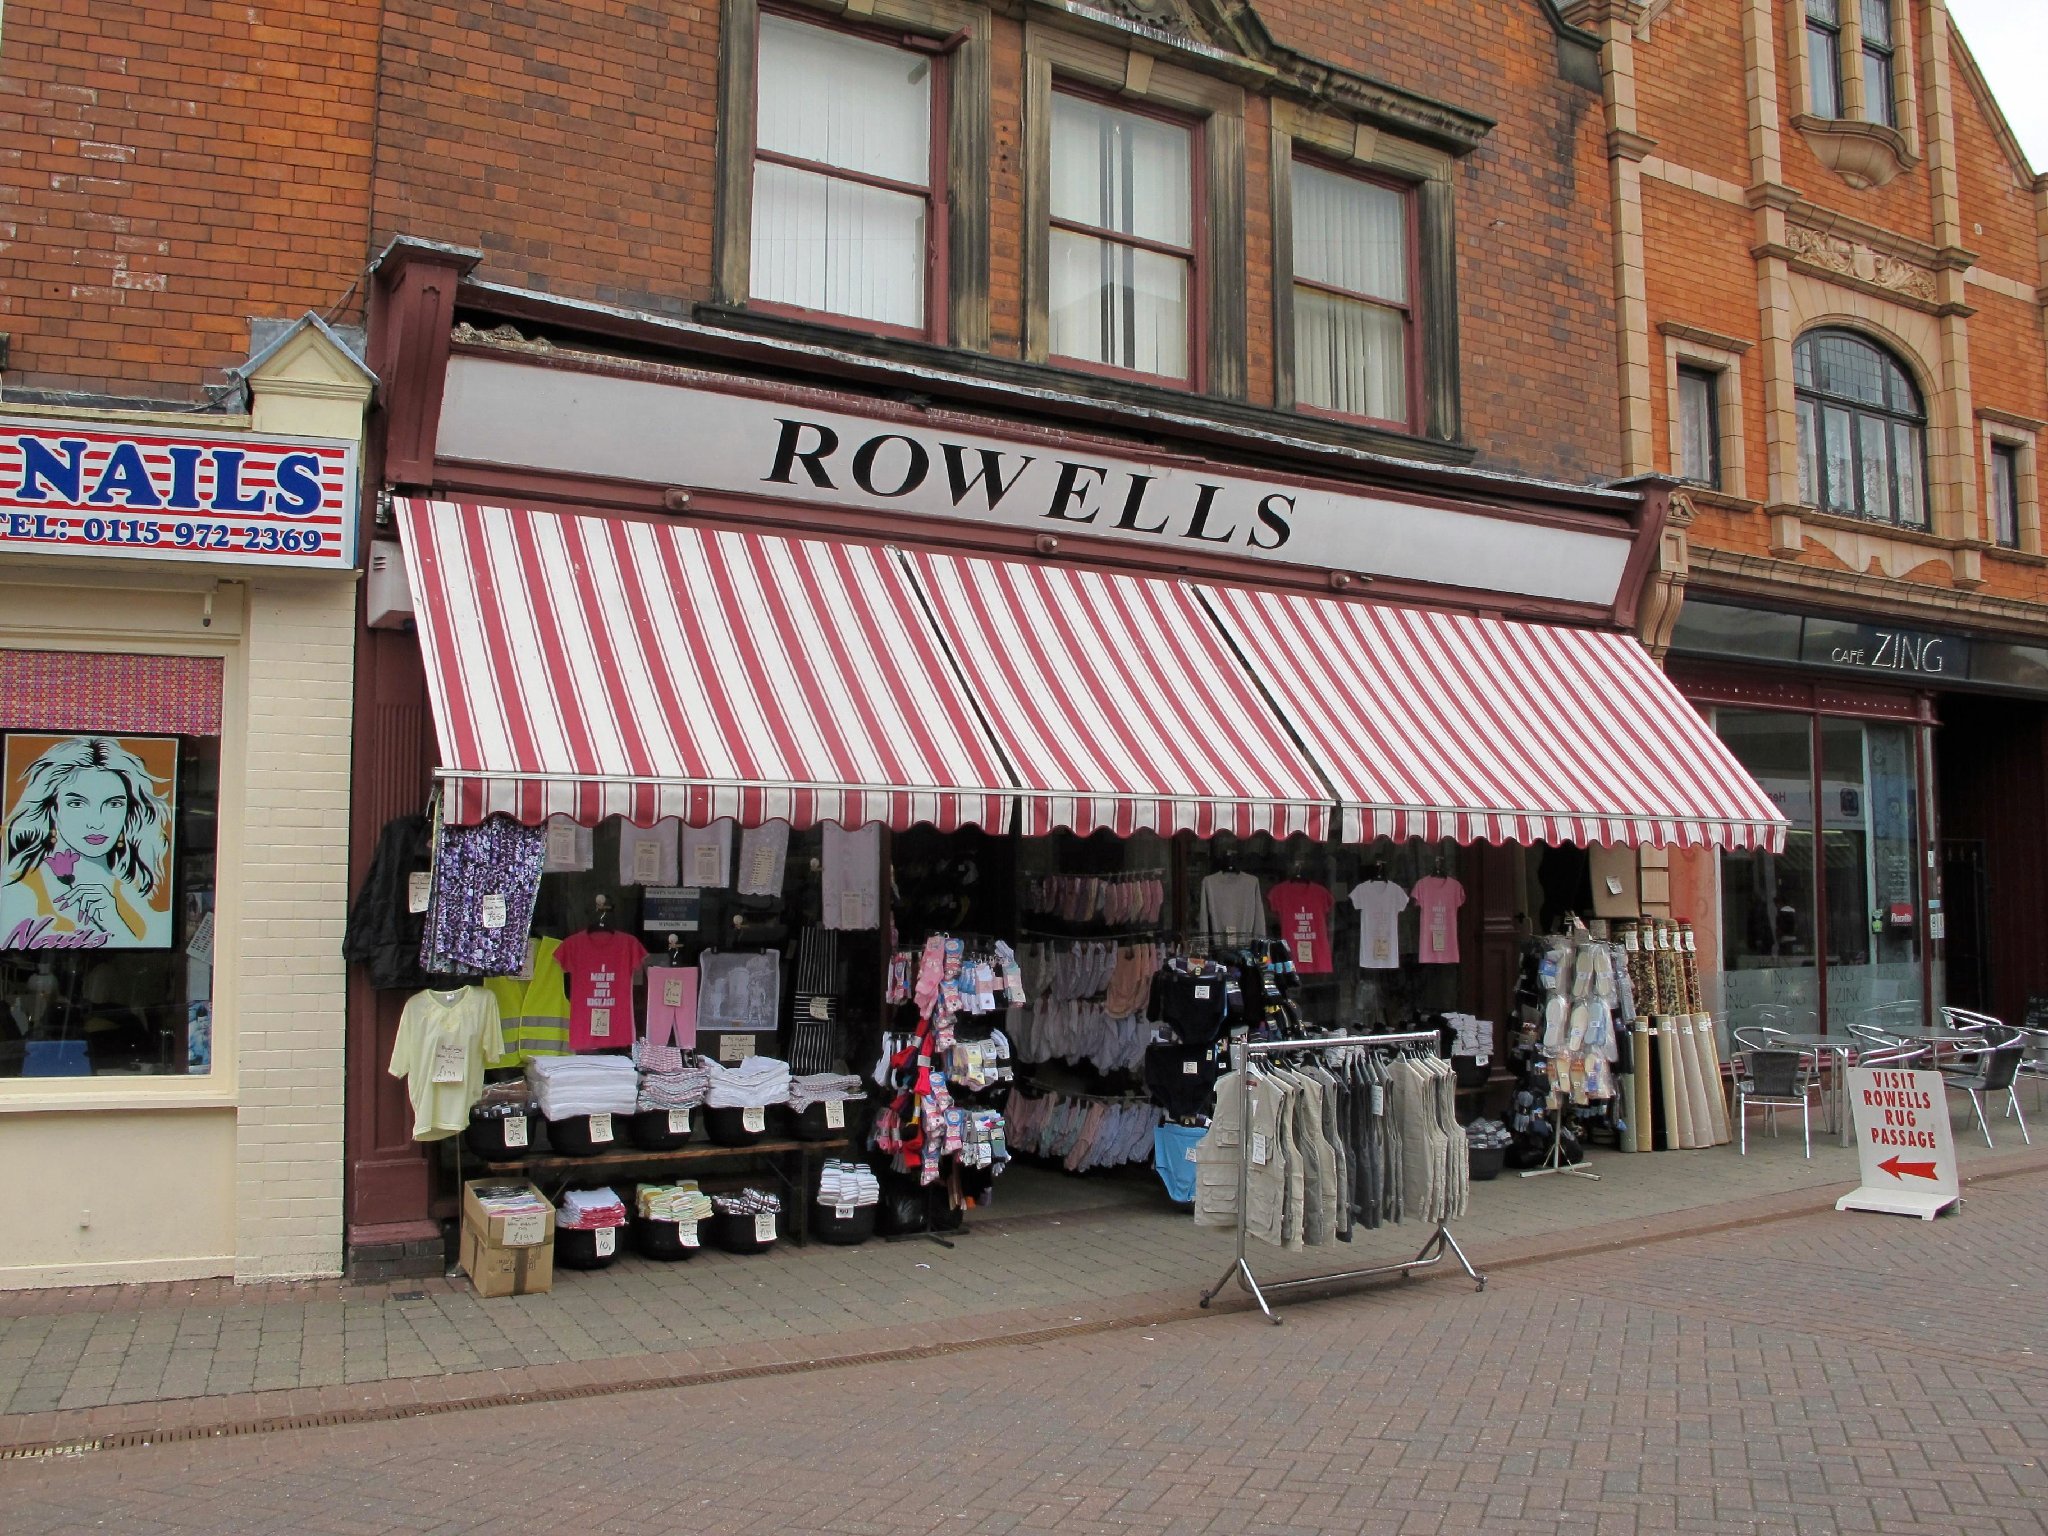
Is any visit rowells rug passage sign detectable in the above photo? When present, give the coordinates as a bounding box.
[0,416,359,570]
[1836,1066,1961,1220]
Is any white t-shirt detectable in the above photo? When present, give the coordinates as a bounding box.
[822,821,881,930]
[680,819,734,889]
[737,820,791,897]
[618,819,680,886]
[1199,870,1268,940]
[1349,880,1409,969]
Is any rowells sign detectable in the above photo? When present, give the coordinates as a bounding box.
[433,353,1640,611]
[1836,1066,1961,1220]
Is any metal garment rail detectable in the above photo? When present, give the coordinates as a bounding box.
[1199,1030,1487,1325]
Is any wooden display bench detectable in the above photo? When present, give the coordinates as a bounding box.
[457,1136,856,1247]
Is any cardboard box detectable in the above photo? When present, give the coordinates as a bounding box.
[461,1179,556,1298]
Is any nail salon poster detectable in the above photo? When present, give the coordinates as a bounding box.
[2,733,178,950]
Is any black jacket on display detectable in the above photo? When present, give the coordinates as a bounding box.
[343,813,433,991]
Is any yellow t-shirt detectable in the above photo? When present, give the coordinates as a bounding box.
[389,986,504,1141]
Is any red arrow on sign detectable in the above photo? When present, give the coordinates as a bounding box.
[1879,1155,1939,1181]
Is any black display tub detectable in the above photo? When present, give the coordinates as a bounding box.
[554,1224,623,1269]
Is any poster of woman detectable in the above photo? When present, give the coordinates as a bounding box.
[1,734,177,950]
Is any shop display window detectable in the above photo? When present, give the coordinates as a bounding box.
[1716,710,1821,1033]
[0,734,220,1078]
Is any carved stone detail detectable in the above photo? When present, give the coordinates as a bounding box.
[1785,225,1938,302]
[451,321,556,354]
[1070,0,1202,45]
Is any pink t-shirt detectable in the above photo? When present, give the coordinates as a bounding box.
[1410,876,1466,964]
[1266,881,1335,975]
[554,929,647,1051]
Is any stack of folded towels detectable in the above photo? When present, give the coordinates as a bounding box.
[527,1055,638,1120]
[637,1182,714,1225]
[556,1186,628,1230]
[703,1055,791,1109]
[816,1159,880,1209]
[633,1040,711,1114]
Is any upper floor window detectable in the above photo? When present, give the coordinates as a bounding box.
[1794,330,1926,528]
[751,11,941,338]
[1047,92,1196,384]
[1677,364,1722,488]
[1859,0,1896,128]
[1289,160,1414,430]
[1806,0,1844,119]
[1991,443,2022,549]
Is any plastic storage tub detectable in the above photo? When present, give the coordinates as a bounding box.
[544,1112,627,1157]
[633,1215,709,1261]
[1467,1145,1506,1181]
[465,1112,537,1162]
[553,1224,623,1270]
[703,1105,776,1146]
[790,1100,859,1142]
[809,1199,875,1246]
[628,1108,699,1150]
[710,1207,780,1254]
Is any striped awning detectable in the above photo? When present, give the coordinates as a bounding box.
[398,498,1016,830]
[1200,585,1789,851]
[903,551,1331,840]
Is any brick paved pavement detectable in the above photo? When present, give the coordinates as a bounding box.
[3,1167,2043,1535]
[0,1124,2042,1459]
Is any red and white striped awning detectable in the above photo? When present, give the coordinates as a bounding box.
[902,551,1332,839]
[1200,585,1788,851]
[398,498,1016,830]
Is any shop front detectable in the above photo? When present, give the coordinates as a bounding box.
[0,318,372,1286]
[341,242,1786,1279]
[1666,595,2048,1039]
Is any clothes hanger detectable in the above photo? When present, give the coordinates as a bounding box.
[589,893,614,932]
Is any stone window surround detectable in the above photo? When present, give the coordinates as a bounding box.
[1784,0,1921,188]
[1268,99,1461,444]
[714,0,995,350]
[1980,414,2042,557]
[1019,20,1247,398]
[1661,323,1751,501]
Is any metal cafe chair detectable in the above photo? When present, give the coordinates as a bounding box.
[2013,1025,2048,1112]
[1845,1021,1927,1068]
[1733,1046,1823,1158]
[1937,1032,2032,1149]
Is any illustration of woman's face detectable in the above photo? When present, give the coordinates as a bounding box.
[53,768,131,860]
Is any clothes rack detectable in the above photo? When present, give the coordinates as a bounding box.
[1198,1029,1486,1324]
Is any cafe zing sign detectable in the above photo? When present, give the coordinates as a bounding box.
[436,354,1637,608]
[0,417,359,570]
[1801,617,1967,679]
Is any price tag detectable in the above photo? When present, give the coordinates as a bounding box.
[589,1007,611,1039]
[663,978,685,1008]
[825,1100,845,1129]
[720,1034,752,1064]
[667,1109,691,1135]
[833,1203,854,1220]
[1296,940,1314,966]
[501,1211,545,1247]
[588,1111,614,1143]
[1251,1132,1270,1166]
[479,893,507,930]
[680,1224,700,1248]
[742,1105,765,1133]
[1430,913,1447,954]
[753,1212,776,1243]
[839,891,865,928]
[1181,1060,1200,1075]
[1194,985,1211,1000]
[502,1116,530,1149]
[633,839,661,884]
[594,1226,616,1257]
[693,842,722,887]
[808,996,832,1021]
[407,871,433,913]
[430,1037,467,1085]
[1371,1085,1385,1115]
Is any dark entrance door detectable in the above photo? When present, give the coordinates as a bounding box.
[1939,838,1989,1013]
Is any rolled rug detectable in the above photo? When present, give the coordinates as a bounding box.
[1656,1015,1688,1150]
[1693,1012,1732,1145]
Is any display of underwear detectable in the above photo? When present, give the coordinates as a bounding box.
[1020,870,1165,926]
[1010,940,1154,1073]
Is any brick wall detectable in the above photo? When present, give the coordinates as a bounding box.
[233,575,358,1281]
[0,0,379,404]
[368,0,1621,485]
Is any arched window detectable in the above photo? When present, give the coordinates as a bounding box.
[1795,330,1926,527]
